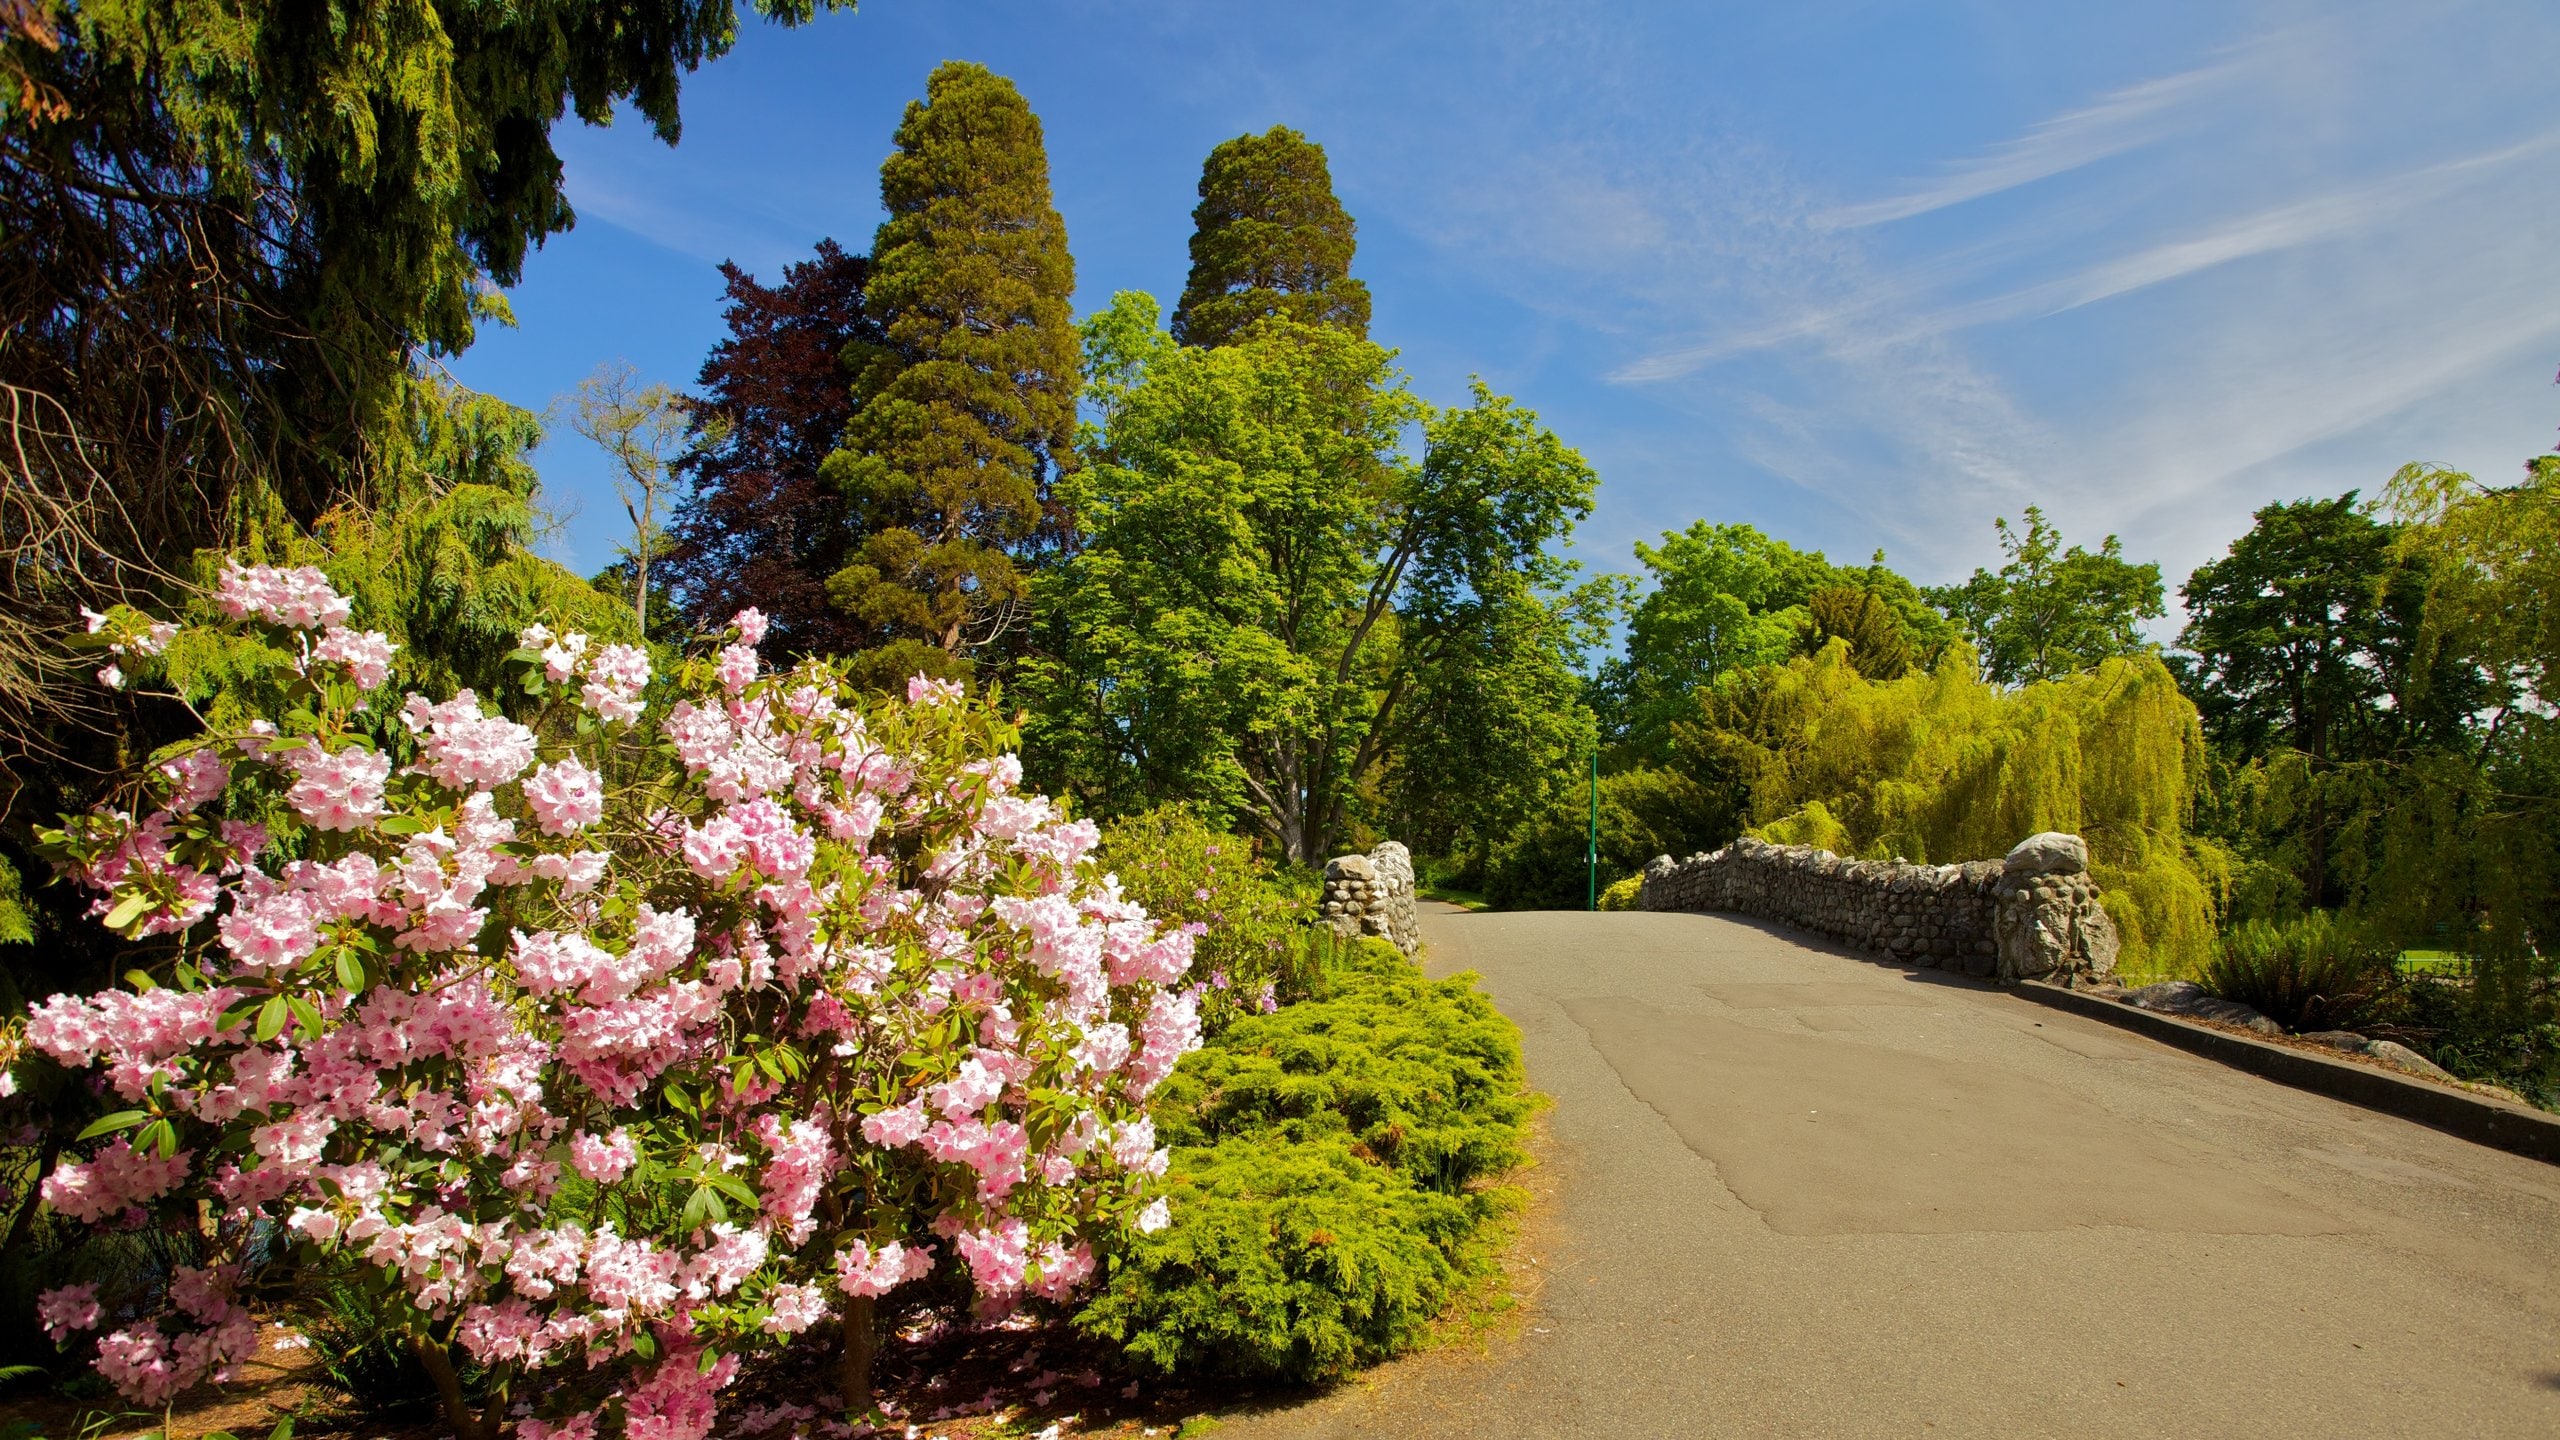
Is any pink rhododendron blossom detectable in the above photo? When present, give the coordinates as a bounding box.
[214,562,349,629]
[519,1413,601,1440]
[37,1283,101,1340]
[42,1137,192,1222]
[218,889,323,972]
[523,756,604,835]
[401,692,537,789]
[1028,1239,1096,1301]
[622,1345,738,1440]
[569,1128,639,1184]
[762,1281,826,1334]
[953,1217,1031,1296]
[24,565,1201,1422]
[833,1239,931,1298]
[282,742,391,832]
[311,626,397,690]
[1138,1197,1172,1233]
[579,643,650,723]
[861,1098,929,1148]
[158,748,230,814]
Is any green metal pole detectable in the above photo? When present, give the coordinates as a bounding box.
[1587,746,1599,911]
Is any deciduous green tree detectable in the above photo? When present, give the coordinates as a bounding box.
[1171,126,1371,349]
[1687,643,2220,973]
[1607,526,1947,758]
[2174,492,2474,912]
[1929,506,2165,685]
[1025,296,1599,865]
[825,61,1079,684]
[2363,457,2560,955]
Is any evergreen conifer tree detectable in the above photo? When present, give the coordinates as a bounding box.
[1171,125,1371,348]
[824,61,1078,682]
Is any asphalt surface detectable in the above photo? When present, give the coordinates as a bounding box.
[1224,905,2560,1440]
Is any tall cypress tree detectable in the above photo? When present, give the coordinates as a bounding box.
[824,61,1079,682]
[1171,125,1371,348]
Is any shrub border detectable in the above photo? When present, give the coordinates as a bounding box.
[2014,980,2560,1168]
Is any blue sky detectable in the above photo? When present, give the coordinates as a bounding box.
[451,0,2560,626]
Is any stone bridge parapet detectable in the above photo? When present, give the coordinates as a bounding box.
[1640,831,2119,984]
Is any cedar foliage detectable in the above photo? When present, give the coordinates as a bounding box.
[1699,643,2221,974]
[1077,939,1530,1383]
[825,61,1079,682]
[661,240,878,659]
[0,0,829,759]
[1171,125,1372,348]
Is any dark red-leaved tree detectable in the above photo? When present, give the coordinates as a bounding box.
[660,239,877,657]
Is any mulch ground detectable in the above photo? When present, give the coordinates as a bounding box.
[0,1310,1266,1440]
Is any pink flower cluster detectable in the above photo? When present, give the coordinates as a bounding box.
[91,1264,257,1404]
[522,624,651,724]
[284,741,392,831]
[312,625,398,690]
[83,603,178,687]
[211,561,399,695]
[25,587,1202,1428]
[402,691,538,789]
[215,562,351,629]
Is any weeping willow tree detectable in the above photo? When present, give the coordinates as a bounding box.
[1689,641,2223,974]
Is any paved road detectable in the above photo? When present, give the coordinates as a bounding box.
[1226,905,2560,1439]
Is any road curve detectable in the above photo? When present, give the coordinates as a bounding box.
[1225,905,2560,1439]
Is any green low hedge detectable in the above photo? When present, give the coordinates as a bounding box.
[1077,939,1533,1383]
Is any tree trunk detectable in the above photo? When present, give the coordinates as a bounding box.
[0,1129,62,1265]
[413,1335,498,1440]
[837,1294,879,1416]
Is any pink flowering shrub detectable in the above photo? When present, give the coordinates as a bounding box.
[1093,807,1329,1031]
[23,579,1200,1437]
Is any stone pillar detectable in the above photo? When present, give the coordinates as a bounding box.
[1320,840,1419,954]
[1989,832,2120,983]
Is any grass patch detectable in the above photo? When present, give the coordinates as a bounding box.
[1415,880,1490,912]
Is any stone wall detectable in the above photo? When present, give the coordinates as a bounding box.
[1321,840,1419,954]
[1639,830,2120,984]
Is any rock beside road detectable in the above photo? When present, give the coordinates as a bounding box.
[2295,1030,2458,1081]
[2121,980,2283,1036]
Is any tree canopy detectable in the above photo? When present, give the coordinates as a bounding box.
[0,0,840,757]
[824,60,1079,683]
[1024,296,1600,864]
[1691,643,2220,972]
[1929,506,2165,685]
[661,241,878,658]
[1603,523,1947,759]
[1171,125,1372,348]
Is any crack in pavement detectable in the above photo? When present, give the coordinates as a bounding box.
[1560,993,2347,1238]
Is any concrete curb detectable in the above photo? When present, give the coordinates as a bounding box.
[2013,980,2560,1167]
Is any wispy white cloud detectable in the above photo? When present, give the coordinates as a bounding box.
[1609,121,2560,398]
[1813,34,2287,230]
[2033,128,2560,316]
